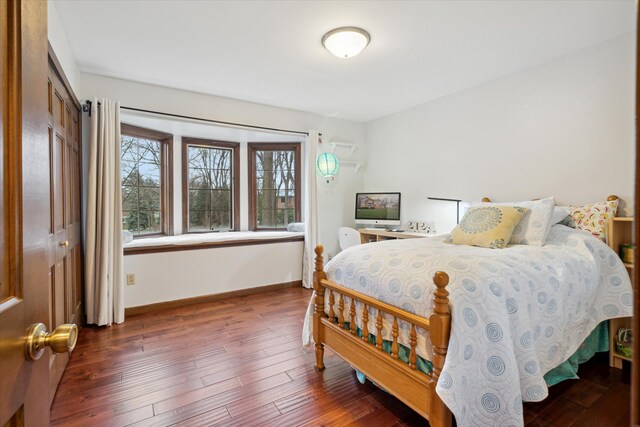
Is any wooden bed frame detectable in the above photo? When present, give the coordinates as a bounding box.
[312,244,453,427]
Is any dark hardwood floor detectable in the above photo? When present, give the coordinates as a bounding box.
[51,287,630,426]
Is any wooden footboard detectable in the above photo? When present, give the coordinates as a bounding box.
[312,245,452,427]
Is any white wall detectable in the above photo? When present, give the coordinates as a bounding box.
[47,1,80,91]
[364,34,636,234]
[123,242,303,308]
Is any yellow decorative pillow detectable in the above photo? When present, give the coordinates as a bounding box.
[450,206,528,249]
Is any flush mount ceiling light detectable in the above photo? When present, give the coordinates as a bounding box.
[322,27,370,59]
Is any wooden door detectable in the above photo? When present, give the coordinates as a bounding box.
[0,0,52,425]
[47,50,83,404]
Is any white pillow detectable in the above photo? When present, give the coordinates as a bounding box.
[551,206,569,224]
[122,230,134,244]
[472,196,555,246]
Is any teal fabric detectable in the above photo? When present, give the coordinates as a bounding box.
[343,320,608,388]
[543,321,609,386]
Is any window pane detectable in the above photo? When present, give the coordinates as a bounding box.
[121,160,138,185]
[139,139,161,163]
[276,209,290,228]
[210,211,231,230]
[211,190,231,210]
[283,190,295,209]
[257,189,279,210]
[254,148,297,229]
[122,186,138,212]
[189,210,210,231]
[121,136,139,163]
[257,209,277,228]
[137,210,161,234]
[189,189,211,212]
[122,210,131,230]
[139,162,160,186]
[139,186,160,211]
[120,133,163,236]
[187,144,234,232]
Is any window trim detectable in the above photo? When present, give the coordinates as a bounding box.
[181,137,240,233]
[248,142,301,231]
[120,123,173,237]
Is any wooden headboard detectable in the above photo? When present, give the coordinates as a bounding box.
[481,195,620,204]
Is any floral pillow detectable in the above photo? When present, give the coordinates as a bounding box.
[562,199,619,241]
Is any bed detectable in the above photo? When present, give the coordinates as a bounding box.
[304,197,633,427]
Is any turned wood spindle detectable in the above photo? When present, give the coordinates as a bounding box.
[391,316,399,359]
[313,245,327,371]
[361,304,369,341]
[349,298,356,335]
[338,293,345,328]
[429,270,452,424]
[328,290,335,322]
[409,324,418,370]
[376,309,383,350]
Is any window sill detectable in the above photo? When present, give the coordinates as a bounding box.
[123,230,305,255]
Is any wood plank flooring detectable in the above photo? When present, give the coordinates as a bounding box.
[51,287,630,426]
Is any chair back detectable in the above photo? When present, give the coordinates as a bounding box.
[338,227,361,251]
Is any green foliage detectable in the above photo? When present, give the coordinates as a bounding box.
[255,150,296,228]
[356,208,399,220]
[187,146,232,230]
[121,136,162,235]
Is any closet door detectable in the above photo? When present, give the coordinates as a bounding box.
[47,58,83,404]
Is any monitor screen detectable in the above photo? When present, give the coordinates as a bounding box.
[355,192,401,226]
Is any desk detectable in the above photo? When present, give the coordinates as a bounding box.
[359,228,429,244]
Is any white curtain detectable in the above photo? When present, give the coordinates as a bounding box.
[302,131,320,289]
[85,98,124,325]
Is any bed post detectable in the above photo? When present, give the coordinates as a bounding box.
[313,244,327,371]
[429,271,452,427]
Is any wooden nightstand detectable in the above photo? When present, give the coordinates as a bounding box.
[607,216,633,368]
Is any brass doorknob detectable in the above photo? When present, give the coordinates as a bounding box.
[60,240,69,247]
[25,323,78,361]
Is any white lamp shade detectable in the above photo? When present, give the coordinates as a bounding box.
[322,27,370,59]
[316,152,340,180]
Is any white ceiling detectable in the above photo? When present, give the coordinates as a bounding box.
[53,0,635,122]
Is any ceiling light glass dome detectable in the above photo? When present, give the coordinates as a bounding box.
[322,27,370,59]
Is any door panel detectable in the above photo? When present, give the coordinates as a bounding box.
[53,134,65,234]
[0,0,51,425]
[47,55,83,404]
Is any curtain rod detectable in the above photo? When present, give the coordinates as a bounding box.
[82,100,312,137]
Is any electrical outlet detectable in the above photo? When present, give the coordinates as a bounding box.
[328,253,334,261]
[126,274,136,286]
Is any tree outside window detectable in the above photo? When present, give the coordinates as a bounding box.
[182,138,240,232]
[120,124,172,237]
[248,143,301,230]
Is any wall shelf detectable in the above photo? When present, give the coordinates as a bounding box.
[340,160,362,173]
[329,141,357,155]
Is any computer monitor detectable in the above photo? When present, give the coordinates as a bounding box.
[355,192,401,227]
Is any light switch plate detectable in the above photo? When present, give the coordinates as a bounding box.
[126,274,136,286]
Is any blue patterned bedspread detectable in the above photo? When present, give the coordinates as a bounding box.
[304,224,632,426]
